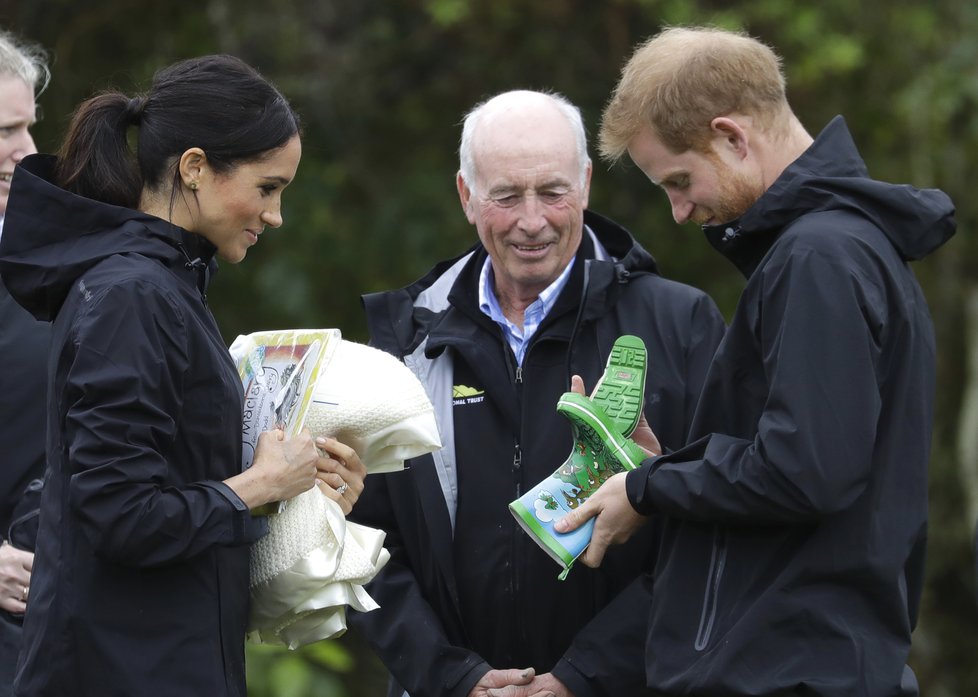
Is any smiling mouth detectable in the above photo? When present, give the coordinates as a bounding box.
[0,173,12,184]
[514,242,550,252]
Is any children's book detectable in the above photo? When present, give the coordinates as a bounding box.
[229,328,343,514]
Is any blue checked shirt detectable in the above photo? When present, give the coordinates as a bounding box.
[478,254,575,366]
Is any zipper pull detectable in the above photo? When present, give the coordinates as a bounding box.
[515,365,523,384]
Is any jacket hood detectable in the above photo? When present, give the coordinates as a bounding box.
[705,116,956,277]
[584,209,659,275]
[0,154,217,320]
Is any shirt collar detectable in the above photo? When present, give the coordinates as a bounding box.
[477,244,577,365]
[478,250,576,325]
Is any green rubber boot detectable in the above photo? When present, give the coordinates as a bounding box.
[589,334,647,437]
[556,392,648,473]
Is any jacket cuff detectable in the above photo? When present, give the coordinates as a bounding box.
[551,658,599,697]
[625,461,656,515]
[200,481,269,544]
[448,660,493,697]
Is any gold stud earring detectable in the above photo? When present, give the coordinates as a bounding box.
[189,181,198,191]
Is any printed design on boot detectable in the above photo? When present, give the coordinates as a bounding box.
[556,392,648,476]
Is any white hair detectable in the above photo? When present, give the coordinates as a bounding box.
[458,89,590,194]
[0,28,50,95]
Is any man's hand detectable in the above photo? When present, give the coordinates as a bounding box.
[553,472,647,567]
[0,540,33,615]
[487,672,570,697]
[468,669,539,697]
[628,409,661,457]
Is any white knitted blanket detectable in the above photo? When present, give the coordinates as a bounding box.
[247,338,441,648]
[305,339,441,474]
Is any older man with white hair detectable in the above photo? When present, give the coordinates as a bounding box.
[349,89,726,697]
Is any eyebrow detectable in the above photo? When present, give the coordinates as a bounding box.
[488,178,572,196]
[260,175,292,185]
[487,184,520,196]
[0,117,35,128]
[657,170,688,187]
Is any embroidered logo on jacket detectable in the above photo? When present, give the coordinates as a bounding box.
[453,384,485,406]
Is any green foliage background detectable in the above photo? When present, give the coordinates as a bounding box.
[3,0,977,694]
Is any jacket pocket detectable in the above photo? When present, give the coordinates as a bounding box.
[7,477,44,551]
[694,526,727,651]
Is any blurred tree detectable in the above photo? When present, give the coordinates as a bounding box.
[2,0,976,695]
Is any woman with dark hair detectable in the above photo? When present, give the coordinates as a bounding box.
[0,55,366,697]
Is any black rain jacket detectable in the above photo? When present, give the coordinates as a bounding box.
[350,210,726,697]
[0,240,49,696]
[626,117,956,696]
[0,154,267,697]
[0,276,48,552]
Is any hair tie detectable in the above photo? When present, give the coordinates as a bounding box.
[124,96,145,125]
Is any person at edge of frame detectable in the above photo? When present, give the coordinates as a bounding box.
[0,54,367,697]
[0,28,52,697]
[555,25,956,697]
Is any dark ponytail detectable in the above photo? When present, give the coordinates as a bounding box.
[54,55,299,209]
[54,92,142,208]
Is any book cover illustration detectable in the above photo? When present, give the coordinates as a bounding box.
[229,328,343,512]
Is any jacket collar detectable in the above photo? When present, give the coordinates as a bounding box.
[702,116,955,278]
[363,209,658,357]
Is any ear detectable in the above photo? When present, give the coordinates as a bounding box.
[581,158,593,210]
[456,171,477,224]
[177,147,208,189]
[710,116,750,160]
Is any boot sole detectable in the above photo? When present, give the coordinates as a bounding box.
[590,334,647,437]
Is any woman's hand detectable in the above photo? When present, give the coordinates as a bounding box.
[226,427,325,509]
[0,540,32,615]
[313,437,368,515]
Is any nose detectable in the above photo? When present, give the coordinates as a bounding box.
[667,191,694,225]
[11,130,37,163]
[516,194,547,234]
[261,205,283,229]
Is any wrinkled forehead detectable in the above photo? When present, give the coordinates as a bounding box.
[471,107,581,187]
[0,73,37,108]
